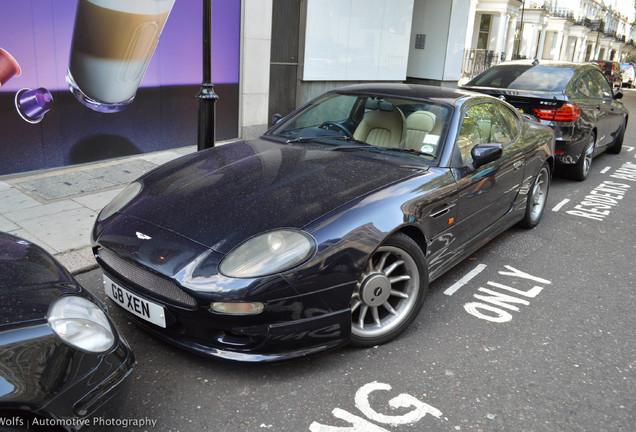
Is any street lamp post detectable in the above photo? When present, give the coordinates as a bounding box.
[197,0,219,151]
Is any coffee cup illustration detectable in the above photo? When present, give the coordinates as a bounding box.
[66,0,175,113]
[0,48,21,87]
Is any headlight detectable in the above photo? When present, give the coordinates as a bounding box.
[98,181,142,221]
[219,230,316,278]
[48,296,115,353]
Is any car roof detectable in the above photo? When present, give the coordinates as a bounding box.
[488,59,585,71]
[329,83,478,104]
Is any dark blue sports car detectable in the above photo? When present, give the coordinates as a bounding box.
[92,84,554,362]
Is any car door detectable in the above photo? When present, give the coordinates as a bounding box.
[587,69,620,149]
[450,101,525,245]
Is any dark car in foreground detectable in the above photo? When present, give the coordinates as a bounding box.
[92,84,554,362]
[0,232,134,431]
[462,60,628,181]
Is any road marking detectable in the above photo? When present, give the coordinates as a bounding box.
[551,198,570,212]
[444,264,487,296]
[600,166,611,174]
[625,146,634,152]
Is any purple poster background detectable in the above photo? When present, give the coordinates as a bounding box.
[0,0,240,175]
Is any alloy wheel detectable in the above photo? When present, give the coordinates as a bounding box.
[351,245,420,340]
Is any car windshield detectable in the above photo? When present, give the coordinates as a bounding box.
[468,65,574,93]
[266,92,452,161]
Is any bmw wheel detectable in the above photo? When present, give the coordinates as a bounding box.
[350,233,427,347]
[571,132,595,181]
[519,163,550,228]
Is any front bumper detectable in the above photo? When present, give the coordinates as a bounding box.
[98,261,354,363]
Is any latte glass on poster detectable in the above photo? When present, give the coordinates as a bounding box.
[66,0,175,113]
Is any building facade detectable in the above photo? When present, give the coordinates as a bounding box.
[461,0,636,81]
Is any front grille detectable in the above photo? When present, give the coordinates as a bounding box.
[98,248,198,309]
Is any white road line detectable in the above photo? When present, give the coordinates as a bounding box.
[600,166,611,174]
[551,198,570,212]
[626,146,634,152]
[444,264,487,296]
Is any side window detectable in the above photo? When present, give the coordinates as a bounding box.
[456,103,514,165]
[572,77,591,98]
[582,72,603,98]
[590,70,613,98]
[495,103,521,140]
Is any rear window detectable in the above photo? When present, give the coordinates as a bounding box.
[595,61,611,71]
[468,65,575,92]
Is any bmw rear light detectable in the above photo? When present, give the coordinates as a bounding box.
[534,103,581,122]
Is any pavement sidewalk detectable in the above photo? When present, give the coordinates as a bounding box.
[0,145,203,274]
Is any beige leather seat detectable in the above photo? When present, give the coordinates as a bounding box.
[353,109,405,148]
[405,111,437,150]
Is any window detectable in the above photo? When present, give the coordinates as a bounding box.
[469,65,574,92]
[456,103,514,166]
[477,15,492,50]
[589,70,613,98]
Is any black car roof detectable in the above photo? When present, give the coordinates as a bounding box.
[329,83,477,104]
[486,59,586,71]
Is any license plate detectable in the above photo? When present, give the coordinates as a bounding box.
[104,274,166,328]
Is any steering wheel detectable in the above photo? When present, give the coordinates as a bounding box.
[318,121,353,137]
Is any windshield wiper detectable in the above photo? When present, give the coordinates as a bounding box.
[319,136,373,146]
[376,146,436,158]
[331,143,436,158]
[284,136,315,143]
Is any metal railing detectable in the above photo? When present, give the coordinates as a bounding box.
[461,49,497,81]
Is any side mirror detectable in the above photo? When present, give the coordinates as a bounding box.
[272,113,284,124]
[614,90,624,100]
[472,143,503,169]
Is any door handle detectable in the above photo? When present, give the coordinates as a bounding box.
[513,160,525,170]
[429,203,455,218]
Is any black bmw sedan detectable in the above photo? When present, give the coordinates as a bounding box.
[0,232,134,430]
[92,84,554,362]
[462,60,628,180]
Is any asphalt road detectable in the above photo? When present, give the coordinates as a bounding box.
[77,90,636,432]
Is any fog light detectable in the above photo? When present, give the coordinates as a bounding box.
[211,302,264,315]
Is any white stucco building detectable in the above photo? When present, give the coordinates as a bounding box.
[461,0,636,81]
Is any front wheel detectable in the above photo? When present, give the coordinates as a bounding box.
[518,163,550,228]
[350,233,427,347]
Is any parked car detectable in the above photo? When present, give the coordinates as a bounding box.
[590,60,623,88]
[92,84,554,362]
[620,62,635,88]
[462,60,628,180]
[0,232,134,430]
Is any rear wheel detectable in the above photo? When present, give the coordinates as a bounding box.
[518,163,550,228]
[570,132,595,181]
[350,233,427,347]
[607,119,626,154]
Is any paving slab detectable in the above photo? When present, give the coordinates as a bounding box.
[16,207,98,253]
[16,171,111,200]
[72,187,124,212]
[3,200,82,223]
[0,187,42,211]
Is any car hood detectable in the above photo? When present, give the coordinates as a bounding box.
[0,232,80,326]
[117,138,424,253]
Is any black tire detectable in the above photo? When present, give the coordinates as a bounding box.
[349,233,427,347]
[569,132,595,181]
[607,119,626,154]
[518,163,550,228]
